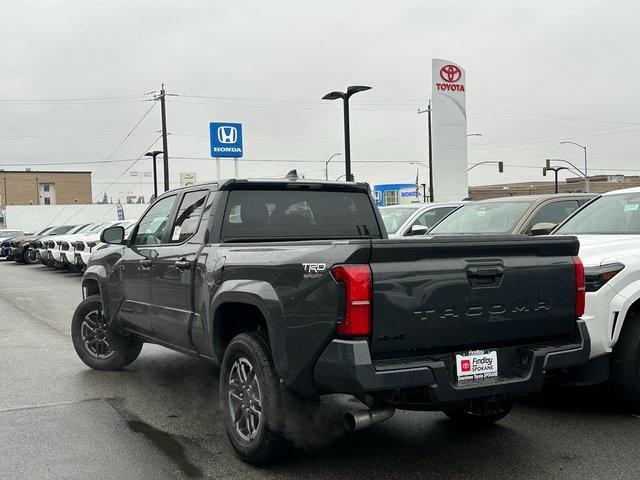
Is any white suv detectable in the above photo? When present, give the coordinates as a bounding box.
[554,187,640,407]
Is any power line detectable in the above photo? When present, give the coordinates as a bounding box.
[0,93,154,105]
[0,132,157,139]
[51,135,163,226]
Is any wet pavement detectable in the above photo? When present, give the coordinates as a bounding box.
[2,260,640,479]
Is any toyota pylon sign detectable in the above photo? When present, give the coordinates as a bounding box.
[431,59,468,202]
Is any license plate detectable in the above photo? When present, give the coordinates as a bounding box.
[455,350,498,381]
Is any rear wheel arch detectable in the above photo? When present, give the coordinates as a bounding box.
[82,278,101,298]
[213,302,271,364]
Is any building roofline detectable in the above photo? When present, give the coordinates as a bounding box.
[0,170,92,174]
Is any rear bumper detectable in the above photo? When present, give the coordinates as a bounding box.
[313,320,590,407]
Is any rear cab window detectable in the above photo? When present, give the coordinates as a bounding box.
[221,188,381,241]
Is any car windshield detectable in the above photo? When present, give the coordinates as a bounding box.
[556,193,640,234]
[379,206,421,233]
[68,224,91,234]
[50,225,76,235]
[429,200,533,234]
[84,223,108,233]
[36,226,54,236]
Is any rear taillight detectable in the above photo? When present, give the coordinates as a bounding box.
[331,264,372,337]
[573,256,585,318]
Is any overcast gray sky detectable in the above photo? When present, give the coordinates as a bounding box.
[2,0,640,201]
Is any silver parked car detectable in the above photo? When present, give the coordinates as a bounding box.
[428,193,595,235]
[379,202,465,238]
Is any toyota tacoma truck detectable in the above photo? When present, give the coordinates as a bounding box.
[71,178,590,464]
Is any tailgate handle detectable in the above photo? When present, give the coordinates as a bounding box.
[467,265,504,287]
[468,266,503,277]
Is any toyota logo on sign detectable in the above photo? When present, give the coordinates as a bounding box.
[440,64,462,83]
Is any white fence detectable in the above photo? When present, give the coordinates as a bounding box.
[5,204,147,231]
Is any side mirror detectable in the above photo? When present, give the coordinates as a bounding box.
[530,222,557,236]
[406,224,429,236]
[100,226,125,245]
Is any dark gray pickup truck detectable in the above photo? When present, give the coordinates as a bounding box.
[72,178,590,464]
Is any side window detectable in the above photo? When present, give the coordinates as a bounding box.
[131,195,177,246]
[168,191,209,243]
[411,207,457,230]
[527,200,579,232]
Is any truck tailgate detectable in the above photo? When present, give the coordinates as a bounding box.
[369,235,580,357]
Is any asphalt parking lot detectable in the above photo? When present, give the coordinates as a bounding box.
[2,261,640,479]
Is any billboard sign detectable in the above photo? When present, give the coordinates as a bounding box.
[431,59,468,202]
[210,122,243,158]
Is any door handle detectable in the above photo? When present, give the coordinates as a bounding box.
[175,259,192,270]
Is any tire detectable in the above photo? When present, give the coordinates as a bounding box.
[444,397,513,426]
[611,313,640,409]
[219,332,286,465]
[23,248,38,264]
[71,295,143,370]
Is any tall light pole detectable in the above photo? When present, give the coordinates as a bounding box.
[543,165,569,194]
[560,141,588,192]
[322,85,372,181]
[144,150,163,200]
[325,153,341,180]
[467,161,504,172]
[546,158,588,191]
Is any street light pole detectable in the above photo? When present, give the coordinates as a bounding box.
[543,166,569,193]
[322,86,372,182]
[560,141,588,192]
[546,158,588,192]
[144,150,163,200]
[467,161,504,172]
[325,153,342,180]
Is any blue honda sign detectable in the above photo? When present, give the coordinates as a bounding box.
[210,122,243,158]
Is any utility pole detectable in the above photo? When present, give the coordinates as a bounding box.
[159,84,169,192]
[418,100,434,202]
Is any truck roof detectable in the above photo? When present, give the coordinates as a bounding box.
[159,178,372,196]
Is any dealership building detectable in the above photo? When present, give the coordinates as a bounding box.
[469,175,640,200]
[0,170,92,209]
[373,183,421,206]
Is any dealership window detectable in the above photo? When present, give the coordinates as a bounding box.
[384,190,399,206]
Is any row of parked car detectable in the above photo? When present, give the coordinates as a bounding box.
[379,192,594,237]
[0,220,136,271]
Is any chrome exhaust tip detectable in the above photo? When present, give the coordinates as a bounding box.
[344,407,395,431]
